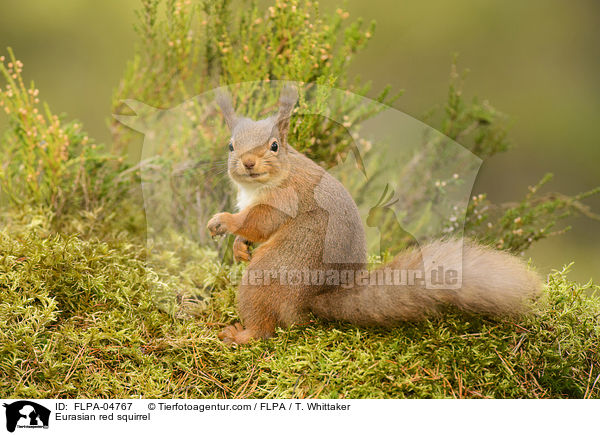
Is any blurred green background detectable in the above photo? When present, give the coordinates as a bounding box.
[1,0,598,282]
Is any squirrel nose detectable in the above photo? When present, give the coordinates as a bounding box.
[242,157,256,169]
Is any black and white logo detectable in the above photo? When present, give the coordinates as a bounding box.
[3,401,50,433]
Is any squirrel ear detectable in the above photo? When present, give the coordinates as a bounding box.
[276,84,298,142]
[215,89,238,130]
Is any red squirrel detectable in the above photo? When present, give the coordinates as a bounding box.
[207,86,542,345]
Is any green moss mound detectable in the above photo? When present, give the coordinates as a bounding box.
[1,211,599,399]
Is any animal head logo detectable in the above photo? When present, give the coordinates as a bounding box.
[3,401,50,433]
[115,81,482,290]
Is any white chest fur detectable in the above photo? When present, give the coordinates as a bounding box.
[234,181,299,218]
[235,183,263,210]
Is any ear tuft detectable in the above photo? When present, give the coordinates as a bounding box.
[215,89,238,130]
[276,84,298,142]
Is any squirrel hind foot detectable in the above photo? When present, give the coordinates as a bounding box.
[218,323,261,345]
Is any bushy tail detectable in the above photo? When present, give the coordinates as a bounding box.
[309,240,543,326]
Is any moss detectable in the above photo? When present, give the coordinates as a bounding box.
[1,210,598,399]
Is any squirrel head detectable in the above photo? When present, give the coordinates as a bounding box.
[216,85,298,187]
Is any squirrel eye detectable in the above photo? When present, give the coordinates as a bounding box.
[228,142,234,152]
[270,141,279,152]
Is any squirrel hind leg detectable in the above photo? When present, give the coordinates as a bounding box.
[221,281,308,344]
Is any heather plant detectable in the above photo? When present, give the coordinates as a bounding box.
[382,61,600,255]
[111,0,396,164]
[438,66,600,253]
[463,174,600,254]
[0,49,131,222]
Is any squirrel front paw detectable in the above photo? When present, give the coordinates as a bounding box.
[233,236,252,262]
[207,212,230,237]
